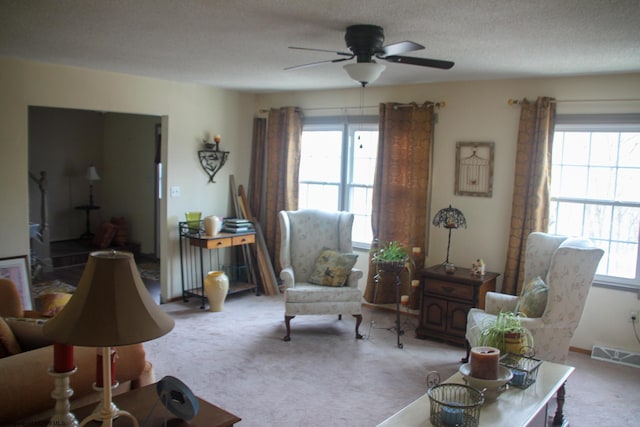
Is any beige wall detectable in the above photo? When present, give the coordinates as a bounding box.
[256,73,640,353]
[2,55,639,354]
[0,57,255,302]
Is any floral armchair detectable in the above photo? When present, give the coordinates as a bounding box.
[465,232,604,364]
[278,209,364,341]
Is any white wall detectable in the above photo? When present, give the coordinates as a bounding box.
[0,57,255,302]
[256,73,640,353]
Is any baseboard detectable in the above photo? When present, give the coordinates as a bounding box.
[569,346,591,356]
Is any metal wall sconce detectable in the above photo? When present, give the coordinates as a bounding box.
[198,135,229,183]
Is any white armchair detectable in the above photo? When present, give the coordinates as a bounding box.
[465,232,604,364]
[278,209,364,341]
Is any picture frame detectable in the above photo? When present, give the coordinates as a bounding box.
[0,255,33,310]
[455,142,495,197]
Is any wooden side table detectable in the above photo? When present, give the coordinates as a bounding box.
[415,264,499,346]
[67,383,240,426]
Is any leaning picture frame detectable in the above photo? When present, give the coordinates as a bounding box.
[455,142,495,197]
[0,255,33,310]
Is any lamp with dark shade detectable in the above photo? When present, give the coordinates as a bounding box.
[432,204,467,272]
[43,251,175,427]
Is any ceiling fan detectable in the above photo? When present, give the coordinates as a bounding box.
[287,24,454,86]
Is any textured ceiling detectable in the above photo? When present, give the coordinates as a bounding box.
[1,0,639,92]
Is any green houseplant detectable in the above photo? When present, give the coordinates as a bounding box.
[371,240,410,273]
[479,311,534,355]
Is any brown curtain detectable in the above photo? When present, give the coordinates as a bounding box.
[502,97,556,295]
[248,117,267,223]
[363,102,434,302]
[262,107,303,270]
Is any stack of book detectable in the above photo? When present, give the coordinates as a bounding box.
[221,218,254,233]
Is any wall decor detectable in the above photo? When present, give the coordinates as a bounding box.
[198,134,229,183]
[0,255,32,310]
[455,142,495,197]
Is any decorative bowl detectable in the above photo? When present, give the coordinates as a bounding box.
[459,363,513,402]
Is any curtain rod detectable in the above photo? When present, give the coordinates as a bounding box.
[258,101,446,114]
[508,98,640,106]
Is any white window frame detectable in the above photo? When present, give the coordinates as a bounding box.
[550,114,640,292]
[299,116,378,249]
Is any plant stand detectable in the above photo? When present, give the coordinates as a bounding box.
[374,260,406,348]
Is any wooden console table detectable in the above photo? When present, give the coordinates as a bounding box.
[415,264,498,345]
[179,221,257,309]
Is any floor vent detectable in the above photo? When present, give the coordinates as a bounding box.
[591,345,640,368]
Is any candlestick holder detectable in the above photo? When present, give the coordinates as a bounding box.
[47,367,79,427]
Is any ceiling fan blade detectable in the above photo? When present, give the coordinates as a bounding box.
[289,46,353,57]
[285,56,353,71]
[380,41,424,56]
[383,55,455,70]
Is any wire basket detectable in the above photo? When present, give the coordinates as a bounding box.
[499,353,542,389]
[427,383,484,427]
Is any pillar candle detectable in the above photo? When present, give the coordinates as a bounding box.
[96,347,117,388]
[470,346,500,380]
[53,343,74,373]
[440,404,464,426]
[400,295,409,306]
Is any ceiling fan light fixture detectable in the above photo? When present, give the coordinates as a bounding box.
[343,62,386,86]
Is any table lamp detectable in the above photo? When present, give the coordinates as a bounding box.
[432,204,467,272]
[43,251,175,427]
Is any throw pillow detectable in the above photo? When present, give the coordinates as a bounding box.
[308,249,358,287]
[111,216,128,246]
[37,292,73,317]
[0,317,22,358]
[3,317,50,351]
[92,221,117,249]
[516,276,549,318]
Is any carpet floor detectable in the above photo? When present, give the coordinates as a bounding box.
[145,293,640,427]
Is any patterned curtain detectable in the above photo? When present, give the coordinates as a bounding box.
[263,107,303,270]
[363,102,433,302]
[248,117,267,223]
[502,97,556,295]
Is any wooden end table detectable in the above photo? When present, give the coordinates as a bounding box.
[40,383,241,426]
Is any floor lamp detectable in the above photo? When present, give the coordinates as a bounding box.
[44,251,175,427]
[432,204,467,272]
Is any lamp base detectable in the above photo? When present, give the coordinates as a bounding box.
[47,367,79,427]
[444,262,456,274]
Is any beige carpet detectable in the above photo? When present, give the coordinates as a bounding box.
[144,293,640,427]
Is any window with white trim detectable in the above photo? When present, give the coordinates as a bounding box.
[550,114,640,290]
[298,117,378,248]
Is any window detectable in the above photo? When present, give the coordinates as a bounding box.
[298,116,378,248]
[549,114,640,290]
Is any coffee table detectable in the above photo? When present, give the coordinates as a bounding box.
[377,360,574,427]
[67,383,240,426]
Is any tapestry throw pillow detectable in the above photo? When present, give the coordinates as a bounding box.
[516,276,549,318]
[0,316,22,358]
[308,249,358,287]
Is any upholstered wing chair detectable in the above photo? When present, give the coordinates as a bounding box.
[465,232,604,364]
[278,209,364,341]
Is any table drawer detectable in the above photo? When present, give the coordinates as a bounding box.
[232,234,255,245]
[425,279,474,301]
[191,237,233,249]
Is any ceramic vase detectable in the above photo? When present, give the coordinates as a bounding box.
[204,215,220,236]
[204,271,229,312]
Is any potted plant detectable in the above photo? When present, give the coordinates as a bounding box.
[478,311,534,356]
[371,240,410,274]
